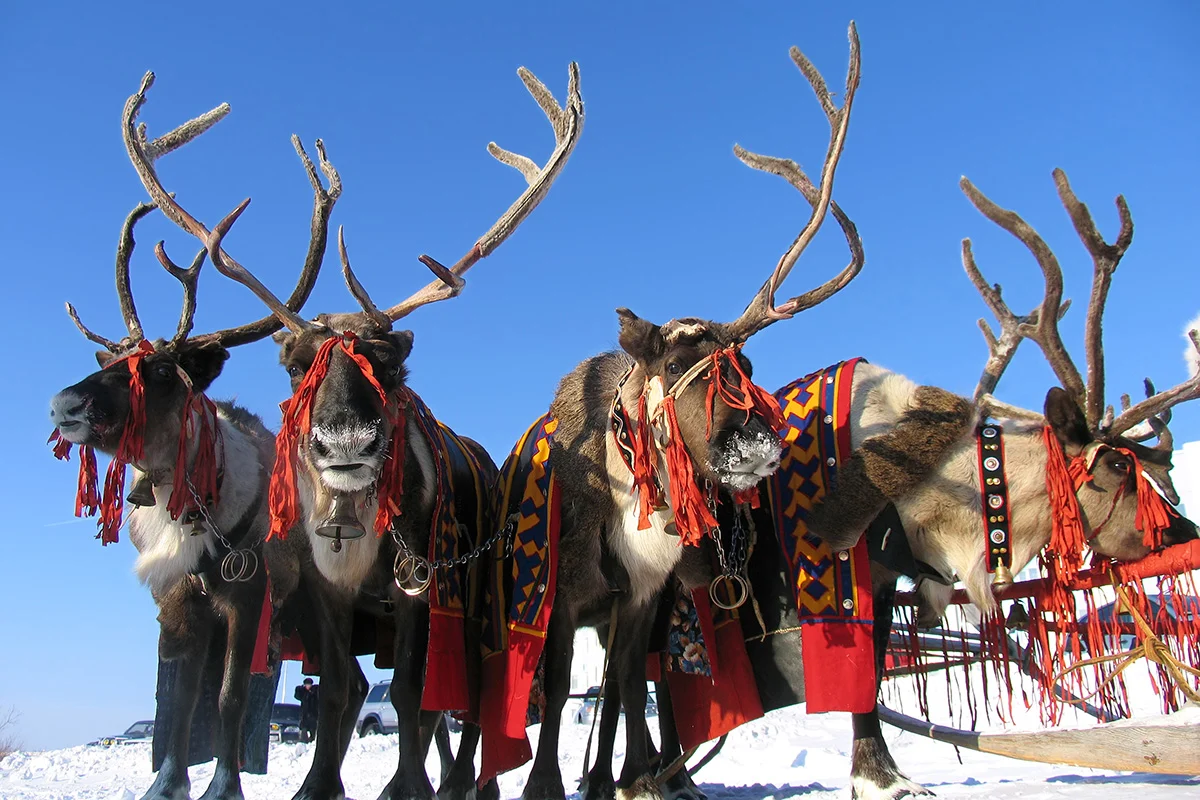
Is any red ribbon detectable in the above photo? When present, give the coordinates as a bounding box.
[268,332,406,541]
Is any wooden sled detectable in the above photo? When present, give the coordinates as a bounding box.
[878,703,1200,776]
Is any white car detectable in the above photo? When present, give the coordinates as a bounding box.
[357,680,398,736]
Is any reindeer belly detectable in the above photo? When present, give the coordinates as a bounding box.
[607,493,684,607]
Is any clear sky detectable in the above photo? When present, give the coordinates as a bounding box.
[2,2,1197,751]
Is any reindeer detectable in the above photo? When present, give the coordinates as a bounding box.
[170,65,583,800]
[47,73,340,800]
[617,172,1200,800]
[479,27,865,800]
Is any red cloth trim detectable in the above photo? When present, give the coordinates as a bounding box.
[800,538,876,714]
[666,589,763,751]
[421,609,469,711]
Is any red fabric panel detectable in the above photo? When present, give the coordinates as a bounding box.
[422,610,469,711]
[801,539,876,714]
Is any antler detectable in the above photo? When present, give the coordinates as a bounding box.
[727,23,863,342]
[1109,329,1200,443]
[65,202,159,352]
[962,236,1072,405]
[122,72,339,347]
[370,63,585,324]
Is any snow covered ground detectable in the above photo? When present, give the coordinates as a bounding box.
[2,669,1197,800]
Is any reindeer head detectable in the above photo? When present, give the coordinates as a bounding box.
[47,72,340,543]
[216,65,583,540]
[964,169,1199,568]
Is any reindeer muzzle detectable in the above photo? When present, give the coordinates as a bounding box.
[315,491,367,552]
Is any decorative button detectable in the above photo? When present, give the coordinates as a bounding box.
[824,414,834,424]
[826,457,836,467]
[838,550,849,561]
[983,456,1000,472]
[842,599,854,610]
[990,529,1006,544]
[537,584,546,593]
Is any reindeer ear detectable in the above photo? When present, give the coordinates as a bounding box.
[177,341,230,393]
[95,350,117,368]
[388,330,415,363]
[616,308,664,363]
[1044,387,1091,452]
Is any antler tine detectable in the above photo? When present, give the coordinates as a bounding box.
[65,303,120,351]
[382,62,585,323]
[123,74,338,348]
[731,145,863,340]
[961,236,1072,402]
[204,200,315,335]
[727,22,863,342]
[1110,331,1200,442]
[64,202,159,352]
[960,176,1088,411]
[154,241,207,347]
[114,202,157,345]
[337,227,391,331]
[1054,168,1134,429]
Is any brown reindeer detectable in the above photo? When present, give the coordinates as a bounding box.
[484,26,865,800]
[196,65,583,800]
[48,73,340,800]
[636,170,1200,800]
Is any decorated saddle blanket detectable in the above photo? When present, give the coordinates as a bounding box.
[478,413,560,784]
[767,357,876,713]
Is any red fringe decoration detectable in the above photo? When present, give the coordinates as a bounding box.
[1114,447,1179,550]
[660,396,718,546]
[1042,425,1089,584]
[631,393,662,531]
[49,341,225,545]
[704,348,785,439]
[269,332,405,541]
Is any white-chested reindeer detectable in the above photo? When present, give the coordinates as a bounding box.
[161,66,583,800]
[48,73,340,800]
[639,169,1200,800]
[487,26,865,800]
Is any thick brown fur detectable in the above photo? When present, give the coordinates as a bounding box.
[807,385,975,550]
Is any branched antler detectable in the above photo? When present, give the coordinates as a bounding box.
[122,72,340,347]
[963,169,1197,446]
[727,23,863,342]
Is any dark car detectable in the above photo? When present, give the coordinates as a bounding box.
[1078,594,1200,654]
[270,703,302,743]
[87,720,154,747]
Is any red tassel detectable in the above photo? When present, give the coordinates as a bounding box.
[167,394,223,521]
[661,396,717,547]
[1041,426,1087,583]
[1113,447,1179,550]
[704,348,785,440]
[269,336,340,540]
[373,394,408,536]
[630,393,661,531]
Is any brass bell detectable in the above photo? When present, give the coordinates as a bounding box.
[990,564,1015,594]
[126,476,157,508]
[315,493,366,549]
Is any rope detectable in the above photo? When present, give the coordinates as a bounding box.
[581,603,620,783]
[1051,577,1200,705]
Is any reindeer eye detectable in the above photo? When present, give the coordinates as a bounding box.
[667,362,683,376]
[287,365,305,379]
[153,363,174,381]
[387,364,402,378]
[1109,459,1131,474]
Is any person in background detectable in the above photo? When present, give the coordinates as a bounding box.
[293,678,319,743]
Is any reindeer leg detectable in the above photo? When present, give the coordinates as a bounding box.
[198,580,265,800]
[850,580,932,800]
[654,679,705,800]
[615,602,661,800]
[143,605,214,800]
[339,657,368,762]
[522,606,575,800]
[437,719,482,800]
[581,672,621,800]
[434,713,454,785]
[379,600,436,800]
[291,595,355,800]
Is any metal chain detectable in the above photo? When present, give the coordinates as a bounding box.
[185,472,257,583]
[389,512,518,572]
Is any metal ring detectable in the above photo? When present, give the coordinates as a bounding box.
[220,550,244,583]
[709,574,748,610]
[393,554,432,596]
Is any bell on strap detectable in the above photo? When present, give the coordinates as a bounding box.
[990,563,1015,593]
[316,492,366,552]
[125,475,157,508]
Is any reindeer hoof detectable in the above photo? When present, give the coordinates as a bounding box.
[616,775,662,800]
[198,769,244,800]
[140,767,190,800]
[580,768,615,800]
[851,775,934,800]
[522,771,566,800]
[291,779,346,800]
[661,767,706,800]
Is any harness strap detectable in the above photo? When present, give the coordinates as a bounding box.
[976,423,1013,576]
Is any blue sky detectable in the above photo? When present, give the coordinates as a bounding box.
[2,2,1197,751]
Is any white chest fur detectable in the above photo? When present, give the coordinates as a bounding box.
[128,412,261,593]
[604,437,684,607]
